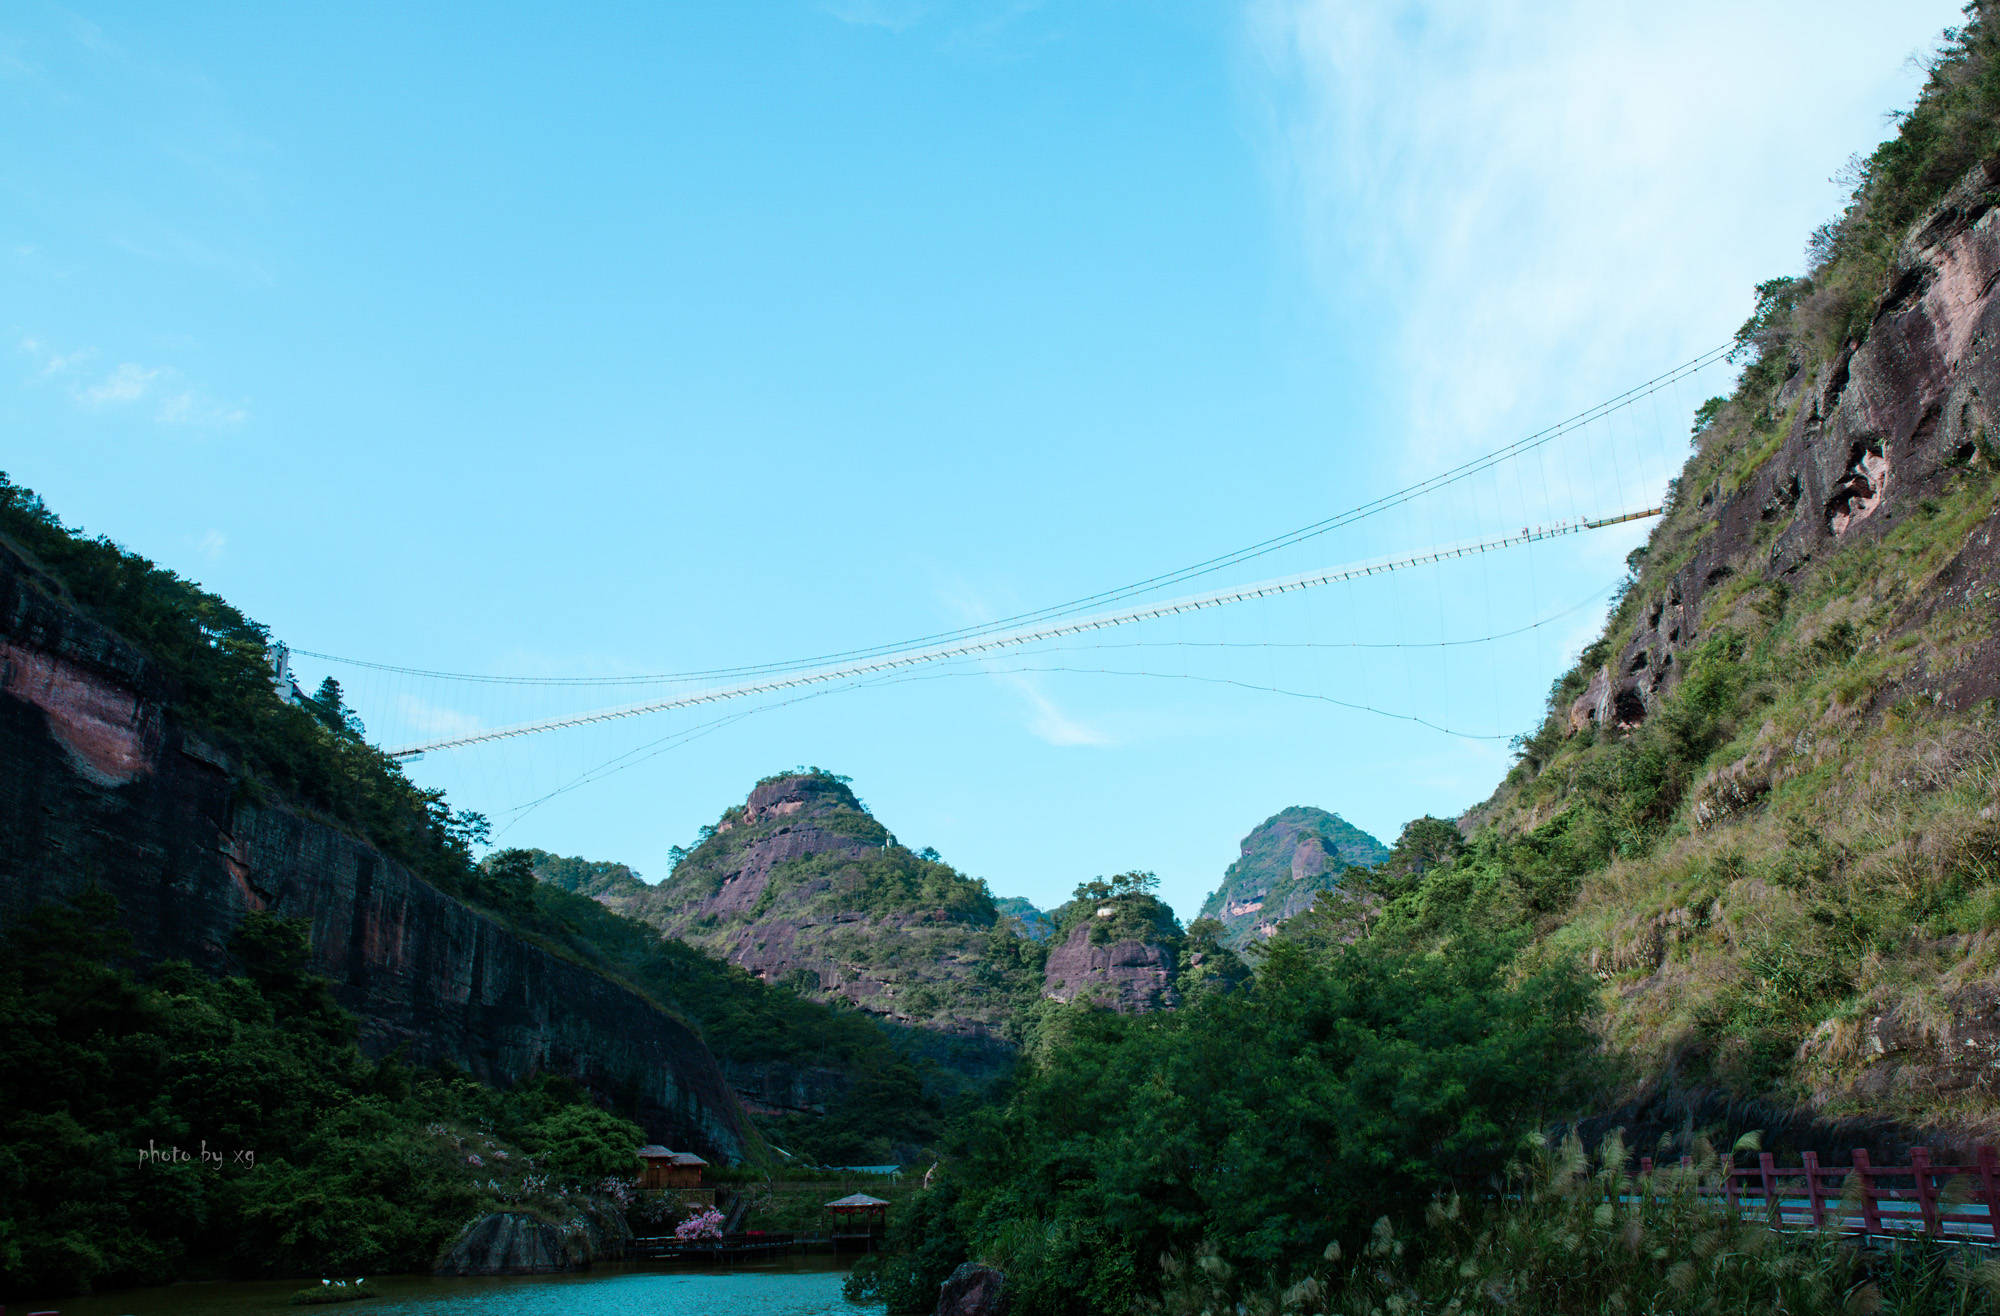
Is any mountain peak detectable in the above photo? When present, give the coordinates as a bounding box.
[1198,806,1389,947]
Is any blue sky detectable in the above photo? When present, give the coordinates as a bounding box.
[3,1,1962,920]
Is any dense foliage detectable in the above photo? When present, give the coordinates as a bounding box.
[0,891,641,1300]
[851,935,1593,1315]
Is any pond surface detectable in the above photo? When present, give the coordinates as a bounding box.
[42,1256,876,1316]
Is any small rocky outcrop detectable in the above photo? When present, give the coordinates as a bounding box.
[1196,807,1389,948]
[933,1262,1009,1316]
[1041,891,1186,1013]
[1043,926,1177,1012]
[434,1201,632,1276]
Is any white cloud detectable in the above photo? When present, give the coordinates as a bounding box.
[999,670,1111,747]
[18,335,248,428]
[78,361,162,406]
[1243,0,1958,501]
[821,0,930,31]
[156,389,249,427]
[396,694,484,741]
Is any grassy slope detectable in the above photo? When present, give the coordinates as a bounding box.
[1458,6,2000,1131]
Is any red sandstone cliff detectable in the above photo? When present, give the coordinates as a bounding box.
[0,538,754,1160]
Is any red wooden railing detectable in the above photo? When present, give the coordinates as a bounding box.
[1635,1146,2000,1242]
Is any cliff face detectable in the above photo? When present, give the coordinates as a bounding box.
[1555,165,2000,745]
[1042,926,1178,1013]
[600,774,1041,1050]
[1040,893,1185,1014]
[1198,807,1390,948]
[0,540,752,1160]
[1467,157,2000,1133]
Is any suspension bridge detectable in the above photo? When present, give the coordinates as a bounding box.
[287,345,1732,826]
[378,508,1661,758]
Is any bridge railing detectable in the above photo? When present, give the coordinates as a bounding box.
[1636,1146,2000,1243]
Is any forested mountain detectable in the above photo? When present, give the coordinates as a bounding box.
[1196,807,1390,948]
[579,772,1048,1075]
[0,477,962,1295]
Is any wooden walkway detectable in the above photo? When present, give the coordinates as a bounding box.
[1639,1146,2000,1244]
[631,1232,823,1263]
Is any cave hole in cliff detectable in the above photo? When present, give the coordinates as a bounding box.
[1629,651,1650,674]
[1705,565,1734,588]
[1613,690,1647,727]
[1826,439,1889,536]
[1762,475,1802,521]
[1647,601,1664,628]
[1822,352,1852,411]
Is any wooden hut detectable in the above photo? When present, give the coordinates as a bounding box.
[637,1145,709,1189]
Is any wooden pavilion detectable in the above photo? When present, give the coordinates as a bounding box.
[825,1192,890,1252]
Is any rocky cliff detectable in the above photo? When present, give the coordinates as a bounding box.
[1197,807,1389,948]
[0,535,753,1160]
[1040,888,1186,1014]
[1465,149,2000,1134]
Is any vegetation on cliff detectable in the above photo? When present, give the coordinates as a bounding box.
[0,890,640,1299]
[1461,0,2000,1126]
[494,845,952,1165]
[599,771,1050,1048]
[0,476,494,904]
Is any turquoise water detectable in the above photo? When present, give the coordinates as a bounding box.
[39,1258,876,1316]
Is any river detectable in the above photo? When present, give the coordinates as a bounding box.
[40,1256,877,1316]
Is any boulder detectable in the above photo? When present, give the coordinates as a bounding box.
[434,1201,632,1276]
[934,1262,1009,1316]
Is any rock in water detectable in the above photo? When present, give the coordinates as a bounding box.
[435,1202,632,1276]
[934,1262,1009,1316]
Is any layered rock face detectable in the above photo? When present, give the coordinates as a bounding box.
[1197,807,1389,947]
[1041,923,1178,1013]
[1566,165,2000,741]
[1040,892,1186,1013]
[0,540,752,1160]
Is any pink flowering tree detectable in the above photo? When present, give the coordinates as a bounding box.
[674,1206,726,1241]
